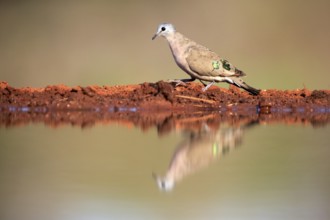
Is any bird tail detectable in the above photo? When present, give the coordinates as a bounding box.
[234,69,246,77]
[230,77,261,96]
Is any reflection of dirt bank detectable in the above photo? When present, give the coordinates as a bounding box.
[1,81,329,129]
[1,109,329,130]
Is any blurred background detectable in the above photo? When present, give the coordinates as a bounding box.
[1,2,330,219]
[0,0,329,90]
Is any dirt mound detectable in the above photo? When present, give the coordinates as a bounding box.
[1,81,329,128]
[1,81,329,112]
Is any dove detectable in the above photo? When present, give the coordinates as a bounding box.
[152,23,260,95]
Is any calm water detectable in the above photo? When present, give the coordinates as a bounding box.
[0,111,329,220]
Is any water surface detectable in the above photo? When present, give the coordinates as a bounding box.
[0,111,329,220]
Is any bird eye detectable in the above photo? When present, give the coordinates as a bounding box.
[161,27,166,31]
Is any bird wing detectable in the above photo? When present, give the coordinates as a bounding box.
[185,46,245,77]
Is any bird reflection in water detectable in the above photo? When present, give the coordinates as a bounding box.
[153,121,255,191]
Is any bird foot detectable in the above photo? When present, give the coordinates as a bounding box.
[168,79,187,87]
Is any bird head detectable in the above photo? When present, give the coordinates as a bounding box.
[152,23,176,40]
[152,172,175,191]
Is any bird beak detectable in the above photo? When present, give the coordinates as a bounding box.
[152,33,158,40]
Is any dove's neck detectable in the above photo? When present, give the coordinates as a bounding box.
[165,32,192,64]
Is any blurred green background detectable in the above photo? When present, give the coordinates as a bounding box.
[0,0,329,90]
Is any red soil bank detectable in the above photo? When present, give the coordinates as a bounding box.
[1,81,329,128]
[1,81,329,111]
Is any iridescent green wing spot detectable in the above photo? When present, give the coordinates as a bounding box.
[212,143,219,157]
[221,59,231,71]
[212,60,220,70]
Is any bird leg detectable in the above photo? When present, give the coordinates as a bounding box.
[199,79,207,86]
[168,78,195,87]
[202,81,215,92]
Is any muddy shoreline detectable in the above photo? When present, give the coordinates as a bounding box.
[1,81,329,128]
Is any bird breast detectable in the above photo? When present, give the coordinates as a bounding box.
[167,36,191,73]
